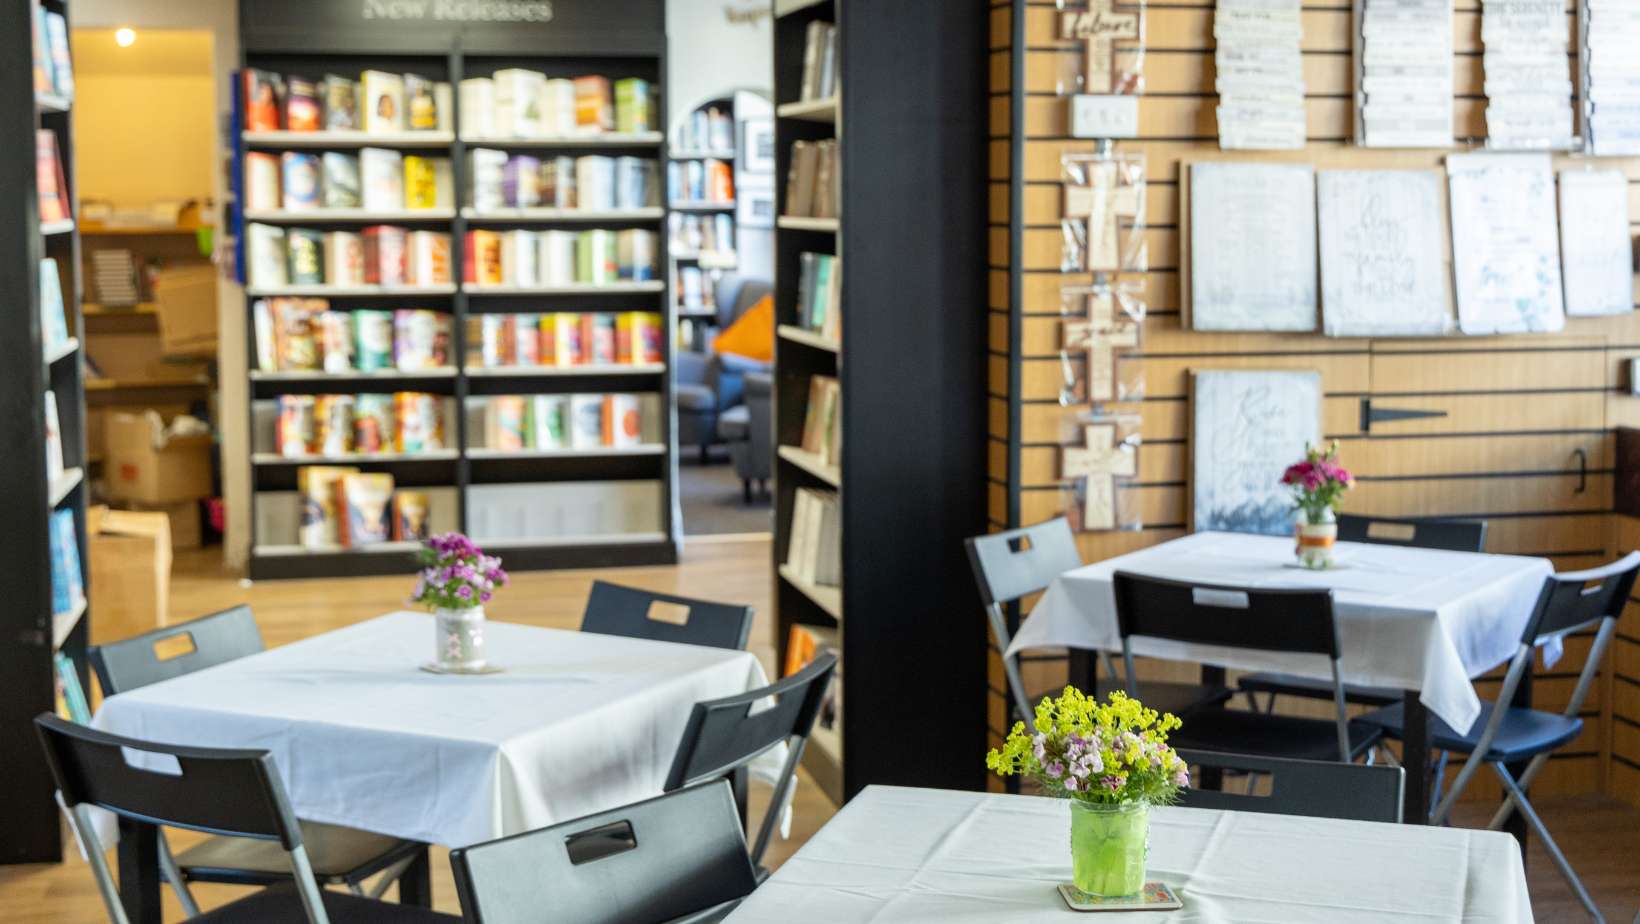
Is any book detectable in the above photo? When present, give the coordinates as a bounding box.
[435,82,454,133]
[40,17,70,101]
[784,623,839,677]
[39,258,68,357]
[297,465,357,547]
[603,394,641,447]
[811,140,836,218]
[279,395,318,457]
[361,70,406,133]
[784,140,818,217]
[247,223,288,288]
[614,78,653,133]
[394,309,448,370]
[359,147,404,211]
[406,231,451,285]
[465,230,503,285]
[353,394,394,453]
[528,395,568,450]
[614,157,654,209]
[271,298,323,371]
[542,78,577,136]
[404,155,440,209]
[325,231,365,286]
[285,77,321,132]
[568,394,604,449]
[460,78,496,137]
[44,390,63,486]
[800,376,841,463]
[493,68,546,137]
[31,4,50,94]
[36,130,69,224]
[394,392,443,451]
[362,225,408,286]
[394,491,431,541]
[323,74,359,130]
[243,68,285,131]
[286,229,325,285]
[539,230,577,284]
[514,313,541,365]
[574,77,614,134]
[245,152,281,211]
[576,156,615,210]
[800,21,829,101]
[317,311,353,373]
[469,148,508,212]
[542,313,582,365]
[281,153,322,211]
[541,156,577,208]
[353,309,394,371]
[54,653,91,724]
[314,394,355,456]
[338,472,394,547]
[616,312,662,365]
[322,152,362,208]
[500,230,538,286]
[582,313,617,365]
[404,73,440,130]
[480,315,509,368]
[487,396,527,451]
[504,155,543,207]
[577,230,616,284]
[617,229,657,281]
[49,509,83,617]
[253,300,276,370]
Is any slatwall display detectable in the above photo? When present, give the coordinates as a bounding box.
[988,0,1640,804]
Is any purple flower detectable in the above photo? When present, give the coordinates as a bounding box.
[1044,760,1066,780]
[1101,775,1123,792]
[1031,734,1047,761]
[1172,770,1189,787]
[457,585,474,600]
[481,591,493,603]
[1064,777,1080,792]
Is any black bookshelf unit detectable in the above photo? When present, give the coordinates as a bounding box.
[771,0,989,803]
[1,0,89,864]
[236,0,676,579]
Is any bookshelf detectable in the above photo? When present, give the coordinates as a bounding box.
[668,95,740,347]
[2,0,90,864]
[236,1,675,579]
[770,0,987,805]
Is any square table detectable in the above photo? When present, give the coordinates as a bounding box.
[92,612,772,920]
[1006,531,1554,823]
[725,786,1534,922]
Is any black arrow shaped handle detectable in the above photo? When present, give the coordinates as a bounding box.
[1360,399,1448,433]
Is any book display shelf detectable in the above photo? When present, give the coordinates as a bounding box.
[235,0,675,579]
[2,0,90,864]
[770,0,989,804]
[669,95,739,345]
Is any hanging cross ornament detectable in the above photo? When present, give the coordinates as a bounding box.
[1063,289,1141,404]
[1062,422,1137,530]
[1061,1,1141,95]
[1062,160,1141,272]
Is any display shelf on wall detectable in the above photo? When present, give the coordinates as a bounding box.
[3,0,91,865]
[235,1,675,580]
[770,0,986,806]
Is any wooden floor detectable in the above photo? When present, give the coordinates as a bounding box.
[3,535,1638,920]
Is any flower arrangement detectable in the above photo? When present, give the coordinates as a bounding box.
[411,532,509,611]
[1281,441,1354,526]
[987,688,1187,805]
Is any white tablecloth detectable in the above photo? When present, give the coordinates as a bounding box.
[1007,532,1553,733]
[727,786,1533,923]
[92,612,770,847]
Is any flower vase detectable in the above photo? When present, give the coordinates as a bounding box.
[1295,509,1338,570]
[435,606,486,671]
[1069,801,1149,898]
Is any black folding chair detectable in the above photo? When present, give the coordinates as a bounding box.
[665,652,837,878]
[1238,515,1489,712]
[580,581,754,651]
[1175,749,1404,823]
[1360,552,1640,922]
[1113,572,1382,763]
[88,606,428,911]
[450,780,758,924]
[963,519,1231,731]
[34,714,459,924]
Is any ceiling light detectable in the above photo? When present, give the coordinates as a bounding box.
[115,28,136,47]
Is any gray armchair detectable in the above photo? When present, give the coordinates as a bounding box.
[718,371,771,501]
[676,274,772,461]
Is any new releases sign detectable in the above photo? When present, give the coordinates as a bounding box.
[361,0,554,22]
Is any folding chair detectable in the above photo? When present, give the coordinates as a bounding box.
[963,519,1231,732]
[34,714,458,924]
[1175,749,1404,823]
[580,580,754,651]
[451,781,758,924]
[1360,552,1640,922]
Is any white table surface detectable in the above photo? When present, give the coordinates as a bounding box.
[92,611,771,847]
[1007,532,1554,732]
[727,786,1534,923]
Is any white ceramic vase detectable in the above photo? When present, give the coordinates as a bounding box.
[435,606,487,670]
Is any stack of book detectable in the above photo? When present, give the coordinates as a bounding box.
[464,228,657,287]
[30,3,73,101]
[36,129,69,225]
[459,72,654,138]
[799,375,841,467]
[253,300,451,374]
[91,249,141,305]
[245,149,453,213]
[294,465,430,548]
[277,392,443,458]
[671,212,735,256]
[474,312,662,368]
[783,140,838,218]
[799,21,840,101]
[785,486,840,587]
[467,151,657,211]
[247,224,453,289]
[795,252,841,340]
[678,106,734,153]
[668,158,735,204]
[243,68,451,134]
[479,393,646,452]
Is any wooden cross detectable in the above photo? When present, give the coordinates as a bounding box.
[1061,1,1141,95]
[1062,160,1141,272]
[1063,289,1141,403]
[1062,422,1137,531]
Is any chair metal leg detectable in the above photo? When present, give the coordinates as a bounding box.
[1486,751,1552,831]
[361,855,419,900]
[1431,747,1488,826]
[156,835,201,918]
[1241,690,1261,712]
[1492,763,1605,923]
[1428,750,1450,822]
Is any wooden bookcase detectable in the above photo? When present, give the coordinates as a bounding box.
[0,0,90,864]
[236,3,677,579]
[771,0,989,803]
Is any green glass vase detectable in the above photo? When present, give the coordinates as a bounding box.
[1069,800,1148,897]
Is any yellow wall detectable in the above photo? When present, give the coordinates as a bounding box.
[70,30,215,209]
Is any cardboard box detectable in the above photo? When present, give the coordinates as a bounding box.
[126,500,203,550]
[88,505,171,645]
[105,411,213,505]
[153,265,218,358]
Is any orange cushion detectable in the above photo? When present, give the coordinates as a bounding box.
[712,294,774,363]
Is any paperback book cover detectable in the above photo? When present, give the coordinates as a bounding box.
[353,394,394,453]
[503,155,543,208]
[54,653,90,724]
[574,76,613,133]
[317,311,353,373]
[513,313,541,366]
[603,394,641,448]
[322,152,361,208]
[361,70,406,133]
[325,231,365,287]
[465,230,503,285]
[252,299,277,370]
[359,147,404,212]
[49,509,82,617]
[297,465,357,547]
[406,231,452,286]
[394,309,448,370]
[281,152,322,211]
[542,156,577,208]
[480,314,510,368]
[243,68,285,132]
[614,157,653,209]
[469,148,507,212]
[323,74,359,130]
[273,297,323,371]
[247,223,289,288]
[362,225,408,286]
[245,151,281,211]
[576,156,615,211]
[44,390,63,486]
[394,491,431,541]
[338,472,394,547]
[352,310,394,371]
[539,231,577,284]
[487,396,527,451]
[614,78,653,133]
[500,230,539,287]
[459,78,496,137]
[493,68,546,137]
[285,77,321,132]
[529,395,568,450]
[36,130,69,224]
[286,229,325,285]
[404,156,440,209]
[542,313,583,366]
[617,229,657,281]
[568,394,604,450]
[31,6,51,94]
[404,73,440,131]
[541,78,576,136]
[39,258,68,356]
[279,395,319,457]
[577,229,616,285]
[394,392,443,452]
[314,394,355,456]
[582,313,617,365]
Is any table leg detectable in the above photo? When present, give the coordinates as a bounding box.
[398,847,433,907]
[1401,691,1430,825]
[1199,665,1228,792]
[1502,661,1534,854]
[1068,649,1097,696]
[117,817,162,924]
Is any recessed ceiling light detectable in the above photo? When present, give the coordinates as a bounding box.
[114,28,136,47]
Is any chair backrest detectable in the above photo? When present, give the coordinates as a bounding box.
[1175,749,1405,823]
[664,652,837,866]
[90,604,263,696]
[34,714,331,924]
[1336,514,1487,553]
[1111,572,1339,658]
[450,780,758,924]
[964,518,1084,608]
[580,581,754,651]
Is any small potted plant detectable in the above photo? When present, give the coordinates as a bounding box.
[987,688,1188,899]
[412,532,508,672]
[1281,441,1354,570]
